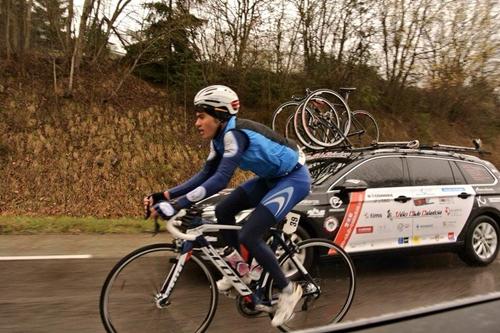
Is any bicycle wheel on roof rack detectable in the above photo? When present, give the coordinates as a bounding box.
[348,110,379,148]
[300,89,351,148]
[272,101,301,137]
[293,97,341,151]
[289,102,326,151]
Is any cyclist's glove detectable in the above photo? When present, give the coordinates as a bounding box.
[148,192,167,205]
[153,201,178,220]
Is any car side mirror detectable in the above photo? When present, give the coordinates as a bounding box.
[333,179,368,192]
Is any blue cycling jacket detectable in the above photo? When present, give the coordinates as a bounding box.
[168,116,301,208]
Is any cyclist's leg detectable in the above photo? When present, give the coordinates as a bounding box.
[239,165,312,290]
[215,177,269,249]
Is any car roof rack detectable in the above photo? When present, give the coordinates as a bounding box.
[307,139,490,155]
[422,139,490,154]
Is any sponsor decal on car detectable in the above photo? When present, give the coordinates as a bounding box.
[444,207,462,217]
[413,198,433,206]
[397,222,411,232]
[356,226,373,234]
[489,197,500,203]
[323,216,339,233]
[475,187,495,193]
[367,193,393,199]
[420,209,443,217]
[441,187,466,192]
[364,212,383,219]
[298,199,320,206]
[442,220,457,227]
[412,236,421,244]
[329,196,343,209]
[438,197,455,204]
[411,187,439,196]
[448,232,455,240]
[389,209,443,219]
[307,208,326,218]
[372,199,392,203]
[416,223,434,229]
[476,196,488,207]
[398,237,409,244]
[331,191,365,253]
[329,208,345,213]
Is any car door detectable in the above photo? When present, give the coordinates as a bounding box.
[406,157,475,246]
[331,156,413,252]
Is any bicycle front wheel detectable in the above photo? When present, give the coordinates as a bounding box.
[348,110,379,147]
[100,243,218,333]
[268,239,356,332]
[272,101,300,137]
[300,89,351,148]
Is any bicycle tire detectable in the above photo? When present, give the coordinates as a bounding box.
[267,239,356,332]
[349,110,380,147]
[293,98,341,151]
[272,101,301,136]
[300,89,352,147]
[286,107,324,151]
[100,243,218,333]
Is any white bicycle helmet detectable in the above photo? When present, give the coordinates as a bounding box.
[194,85,239,120]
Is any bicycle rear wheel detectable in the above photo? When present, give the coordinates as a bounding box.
[272,101,300,137]
[100,243,218,333]
[300,89,351,148]
[267,239,356,332]
[348,110,379,147]
[290,105,325,151]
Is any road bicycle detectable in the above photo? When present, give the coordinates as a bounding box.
[99,207,356,332]
[272,87,379,151]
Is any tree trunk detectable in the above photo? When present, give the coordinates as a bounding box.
[10,0,18,56]
[66,0,74,51]
[23,0,32,52]
[67,0,94,95]
[74,0,93,70]
[4,0,12,59]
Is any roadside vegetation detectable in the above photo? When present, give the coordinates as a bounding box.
[0,215,151,234]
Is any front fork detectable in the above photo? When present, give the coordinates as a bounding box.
[154,253,190,308]
[154,240,194,308]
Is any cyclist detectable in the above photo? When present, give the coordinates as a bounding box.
[144,85,311,327]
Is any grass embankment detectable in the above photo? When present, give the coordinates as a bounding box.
[0,215,152,234]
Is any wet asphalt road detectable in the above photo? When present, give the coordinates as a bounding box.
[0,234,499,333]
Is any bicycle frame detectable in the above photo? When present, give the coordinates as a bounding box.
[155,220,316,309]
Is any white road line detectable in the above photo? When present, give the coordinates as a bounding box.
[0,255,93,261]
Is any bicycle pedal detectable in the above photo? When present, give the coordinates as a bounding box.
[255,304,274,313]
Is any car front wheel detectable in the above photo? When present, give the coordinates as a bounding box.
[459,215,499,266]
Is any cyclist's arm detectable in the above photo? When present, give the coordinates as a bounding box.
[174,130,248,209]
[167,142,220,199]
